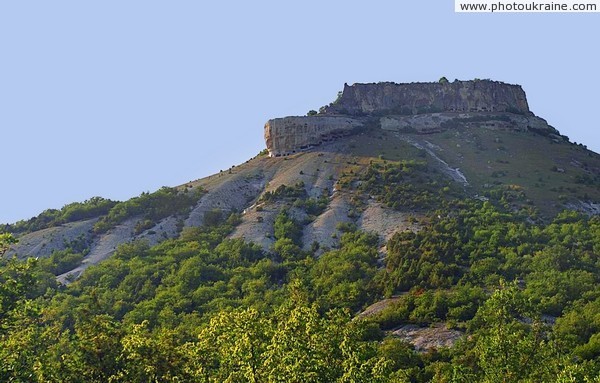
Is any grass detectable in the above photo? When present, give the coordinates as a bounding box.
[331,125,600,217]
[421,127,600,216]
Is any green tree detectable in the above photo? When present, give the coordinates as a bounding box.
[116,320,195,382]
[468,282,566,383]
[0,258,37,327]
[193,308,272,382]
[274,210,302,245]
[0,233,16,255]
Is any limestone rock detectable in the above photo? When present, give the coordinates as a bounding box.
[263,80,542,156]
[392,324,464,352]
[380,112,560,136]
[264,116,364,157]
[324,80,530,116]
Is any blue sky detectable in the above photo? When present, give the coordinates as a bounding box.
[1,1,598,223]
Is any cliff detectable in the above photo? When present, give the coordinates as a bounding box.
[264,80,554,157]
[324,80,530,116]
[264,116,364,157]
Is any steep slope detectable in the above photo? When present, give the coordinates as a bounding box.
[7,128,600,280]
[4,80,600,283]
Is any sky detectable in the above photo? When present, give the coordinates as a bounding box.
[1,1,598,224]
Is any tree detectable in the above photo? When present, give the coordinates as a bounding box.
[465,281,590,383]
[274,210,302,245]
[116,320,195,382]
[0,258,37,327]
[0,233,16,256]
[473,283,546,382]
[192,308,272,382]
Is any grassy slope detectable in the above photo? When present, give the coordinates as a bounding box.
[343,126,600,217]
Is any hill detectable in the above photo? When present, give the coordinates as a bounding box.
[5,80,600,280]
[1,79,600,381]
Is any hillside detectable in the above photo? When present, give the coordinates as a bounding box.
[1,79,600,381]
[5,109,600,280]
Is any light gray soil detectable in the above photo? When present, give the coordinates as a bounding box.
[6,218,97,259]
[358,200,422,254]
[185,171,267,228]
[56,217,139,284]
[392,324,464,352]
[302,192,354,253]
[356,296,406,319]
[230,201,280,251]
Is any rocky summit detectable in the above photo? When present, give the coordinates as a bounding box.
[264,79,560,157]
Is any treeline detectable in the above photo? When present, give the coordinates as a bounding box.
[4,197,117,234]
[3,186,204,236]
[93,186,204,234]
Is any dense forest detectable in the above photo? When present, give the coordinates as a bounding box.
[2,150,600,382]
[2,197,600,381]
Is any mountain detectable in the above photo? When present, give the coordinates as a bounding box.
[5,79,600,281]
[2,79,600,381]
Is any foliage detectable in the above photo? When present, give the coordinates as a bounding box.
[260,182,307,202]
[272,209,304,261]
[93,186,203,234]
[1,196,600,381]
[358,160,463,210]
[310,230,380,312]
[4,197,117,234]
[39,249,85,276]
[0,232,17,255]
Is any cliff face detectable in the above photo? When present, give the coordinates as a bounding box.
[324,80,530,116]
[264,116,364,157]
[264,80,541,157]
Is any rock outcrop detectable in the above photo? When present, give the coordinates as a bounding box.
[264,116,364,157]
[323,80,530,116]
[263,79,544,157]
[379,112,559,137]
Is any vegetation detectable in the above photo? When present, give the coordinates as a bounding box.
[0,233,16,255]
[3,128,600,381]
[358,159,463,210]
[1,193,600,381]
[93,186,203,234]
[3,197,117,234]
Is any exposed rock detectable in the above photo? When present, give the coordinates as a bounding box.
[358,201,420,244]
[356,296,406,319]
[6,218,97,259]
[392,324,464,352]
[185,172,265,227]
[566,201,600,215]
[56,217,139,284]
[302,192,354,253]
[264,116,364,157]
[357,298,464,351]
[398,135,470,186]
[230,201,280,251]
[137,215,180,247]
[379,112,559,137]
[263,80,560,157]
[324,80,530,116]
